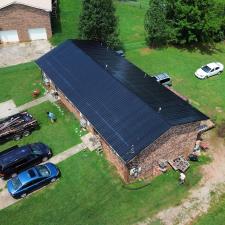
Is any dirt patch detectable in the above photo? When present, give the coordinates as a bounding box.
[139,48,151,56]
[138,130,225,225]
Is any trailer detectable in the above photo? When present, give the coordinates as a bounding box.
[0,112,38,143]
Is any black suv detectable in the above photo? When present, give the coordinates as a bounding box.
[0,112,38,143]
[0,143,52,179]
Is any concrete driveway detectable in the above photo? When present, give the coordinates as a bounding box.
[0,40,52,68]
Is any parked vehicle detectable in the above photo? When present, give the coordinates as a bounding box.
[0,112,38,143]
[0,143,52,179]
[195,62,224,79]
[153,73,172,86]
[7,162,60,198]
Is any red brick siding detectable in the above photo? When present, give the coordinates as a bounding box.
[0,4,52,41]
[58,90,95,134]
[100,139,130,182]
[128,122,200,180]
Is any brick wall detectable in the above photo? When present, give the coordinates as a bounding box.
[0,4,52,41]
[100,139,130,182]
[128,122,200,180]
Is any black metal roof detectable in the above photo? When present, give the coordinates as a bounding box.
[36,40,208,163]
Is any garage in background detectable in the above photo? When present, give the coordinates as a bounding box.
[0,0,52,44]
[28,28,48,41]
[0,30,19,43]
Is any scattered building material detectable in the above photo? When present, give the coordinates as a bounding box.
[200,141,209,151]
[199,119,215,132]
[158,160,168,172]
[32,89,41,98]
[169,156,190,173]
[0,112,38,143]
[189,153,199,161]
[81,133,101,151]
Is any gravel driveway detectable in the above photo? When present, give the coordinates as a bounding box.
[0,40,52,68]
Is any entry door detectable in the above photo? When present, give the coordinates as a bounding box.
[28,28,47,41]
[0,30,19,43]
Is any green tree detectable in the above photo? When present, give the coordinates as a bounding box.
[166,0,224,45]
[79,0,120,49]
[145,0,225,46]
[145,0,173,47]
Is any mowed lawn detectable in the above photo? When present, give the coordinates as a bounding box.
[50,0,148,46]
[0,153,208,225]
[0,63,44,106]
[115,0,148,49]
[0,101,83,155]
[50,0,82,45]
[194,193,225,225]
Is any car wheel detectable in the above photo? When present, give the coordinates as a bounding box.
[23,130,30,137]
[13,135,21,141]
[11,173,17,178]
[20,193,27,198]
[51,178,57,183]
[42,157,48,162]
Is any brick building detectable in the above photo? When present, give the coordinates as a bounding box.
[0,0,52,43]
[36,40,209,182]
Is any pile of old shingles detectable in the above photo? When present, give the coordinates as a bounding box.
[168,156,190,173]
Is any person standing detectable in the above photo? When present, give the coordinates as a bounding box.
[47,112,57,123]
[179,172,186,184]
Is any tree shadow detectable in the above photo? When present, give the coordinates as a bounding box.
[144,41,225,55]
[51,0,62,34]
[173,42,224,55]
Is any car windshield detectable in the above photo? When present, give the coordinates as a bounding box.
[30,145,42,155]
[36,165,50,177]
[201,65,211,73]
[11,177,22,190]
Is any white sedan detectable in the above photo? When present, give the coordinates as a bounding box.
[195,62,224,79]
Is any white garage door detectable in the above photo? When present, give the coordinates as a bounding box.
[28,28,47,41]
[0,30,19,43]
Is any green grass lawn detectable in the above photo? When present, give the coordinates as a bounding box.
[115,0,148,50]
[0,101,84,155]
[50,0,82,45]
[0,63,44,106]
[126,43,225,122]
[0,153,209,225]
[50,0,148,47]
[194,193,225,225]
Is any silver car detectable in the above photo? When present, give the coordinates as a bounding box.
[153,73,172,86]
